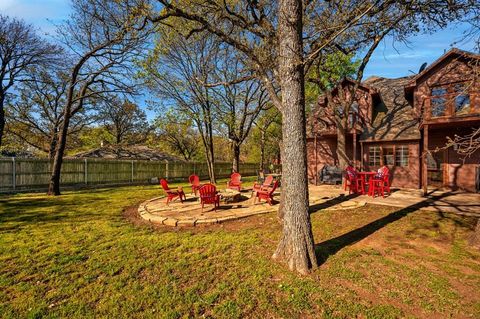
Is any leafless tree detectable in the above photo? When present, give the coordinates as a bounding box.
[48,0,152,195]
[0,14,61,146]
[143,32,220,182]
[254,107,282,171]
[211,50,270,172]
[98,96,150,145]
[6,67,92,159]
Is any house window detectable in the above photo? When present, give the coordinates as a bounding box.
[431,86,448,117]
[430,82,473,118]
[395,145,409,167]
[453,83,470,115]
[383,146,394,166]
[368,146,380,166]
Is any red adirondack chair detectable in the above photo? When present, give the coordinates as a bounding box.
[255,180,279,205]
[160,179,186,204]
[227,172,242,191]
[199,183,220,212]
[369,166,391,198]
[253,174,274,192]
[344,166,361,194]
[188,174,201,196]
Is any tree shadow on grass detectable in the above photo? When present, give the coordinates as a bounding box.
[0,196,110,232]
[308,193,360,213]
[313,191,472,265]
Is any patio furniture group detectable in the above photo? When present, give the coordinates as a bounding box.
[159,172,280,211]
[344,165,391,198]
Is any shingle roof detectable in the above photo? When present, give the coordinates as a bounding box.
[71,145,184,162]
[405,48,480,88]
[360,76,420,141]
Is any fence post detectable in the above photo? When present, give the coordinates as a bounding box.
[84,158,88,185]
[131,160,134,183]
[12,157,16,191]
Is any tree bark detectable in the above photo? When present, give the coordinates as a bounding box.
[116,132,122,145]
[232,141,240,173]
[260,130,266,171]
[0,94,5,147]
[48,129,58,161]
[206,150,216,183]
[272,0,318,275]
[206,124,216,183]
[48,108,71,195]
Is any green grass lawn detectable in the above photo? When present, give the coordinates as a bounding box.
[1,181,479,318]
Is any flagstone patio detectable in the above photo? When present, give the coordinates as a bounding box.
[138,187,368,227]
[309,184,480,216]
[138,185,480,227]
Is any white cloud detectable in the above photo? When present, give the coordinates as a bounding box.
[0,0,70,34]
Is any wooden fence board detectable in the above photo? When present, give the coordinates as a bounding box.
[0,158,276,193]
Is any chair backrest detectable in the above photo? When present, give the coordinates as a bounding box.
[381,166,390,182]
[199,183,216,198]
[263,175,274,187]
[376,166,389,179]
[345,166,357,180]
[160,179,170,191]
[189,174,200,186]
[230,172,241,184]
[268,180,279,195]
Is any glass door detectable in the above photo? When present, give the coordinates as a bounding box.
[427,151,444,187]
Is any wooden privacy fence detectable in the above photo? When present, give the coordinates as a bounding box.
[0,158,265,193]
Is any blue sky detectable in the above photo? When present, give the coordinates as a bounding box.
[1,0,477,118]
[0,0,69,36]
[363,23,477,79]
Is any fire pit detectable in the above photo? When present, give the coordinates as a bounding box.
[218,189,241,203]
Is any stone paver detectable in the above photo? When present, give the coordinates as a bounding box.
[137,187,367,227]
[309,185,480,216]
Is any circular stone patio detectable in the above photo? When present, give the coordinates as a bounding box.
[138,191,280,227]
[138,187,367,227]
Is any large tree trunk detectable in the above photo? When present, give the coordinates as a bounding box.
[0,94,5,147]
[48,109,71,195]
[232,141,240,173]
[471,219,480,248]
[272,0,318,275]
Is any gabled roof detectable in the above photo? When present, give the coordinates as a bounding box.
[361,76,420,142]
[316,77,378,106]
[405,48,480,90]
[340,77,378,93]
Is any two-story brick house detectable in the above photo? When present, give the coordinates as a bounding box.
[307,48,480,192]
